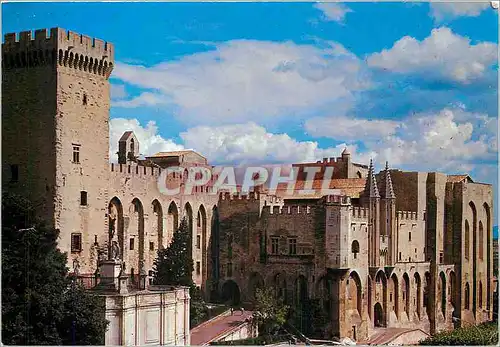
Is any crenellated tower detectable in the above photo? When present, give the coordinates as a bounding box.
[2,28,114,275]
[378,162,396,265]
[362,159,381,267]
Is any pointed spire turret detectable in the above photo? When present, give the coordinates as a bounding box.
[383,161,396,199]
[363,158,380,199]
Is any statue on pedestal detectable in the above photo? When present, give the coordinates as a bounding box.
[111,240,121,261]
[73,258,80,277]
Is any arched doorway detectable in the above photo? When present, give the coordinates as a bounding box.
[439,271,447,318]
[167,201,178,241]
[275,273,288,303]
[374,302,384,327]
[221,280,241,305]
[249,272,265,301]
[209,205,220,299]
[390,274,399,318]
[414,273,422,319]
[130,198,145,283]
[348,271,362,316]
[198,205,207,286]
[484,202,492,314]
[402,273,410,316]
[152,199,163,249]
[469,201,477,317]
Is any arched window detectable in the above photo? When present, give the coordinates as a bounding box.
[357,171,362,178]
[351,240,360,259]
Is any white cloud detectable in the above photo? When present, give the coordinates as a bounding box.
[305,115,399,141]
[180,122,350,165]
[430,2,490,22]
[109,118,364,166]
[314,3,353,23]
[109,118,184,162]
[367,27,497,84]
[113,39,366,125]
[344,109,497,174]
[113,92,171,108]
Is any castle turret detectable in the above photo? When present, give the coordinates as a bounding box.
[2,28,114,275]
[362,159,381,267]
[118,131,139,164]
[378,162,397,265]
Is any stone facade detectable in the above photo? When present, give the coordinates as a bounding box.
[2,27,495,343]
[101,286,190,345]
[216,165,494,341]
[2,28,218,295]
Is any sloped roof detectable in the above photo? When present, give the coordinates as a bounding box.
[447,174,474,183]
[119,131,134,141]
[148,150,207,160]
[273,178,367,198]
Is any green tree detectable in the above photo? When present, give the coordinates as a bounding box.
[253,287,289,335]
[153,217,194,287]
[1,193,108,345]
[152,217,208,327]
[420,322,498,346]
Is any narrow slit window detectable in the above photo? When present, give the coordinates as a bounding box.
[80,191,87,206]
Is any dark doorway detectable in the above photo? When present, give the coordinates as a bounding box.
[221,280,241,306]
[374,302,384,327]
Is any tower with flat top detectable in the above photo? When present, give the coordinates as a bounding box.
[2,28,114,274]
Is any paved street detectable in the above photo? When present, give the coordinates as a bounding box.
[190,310,254,345]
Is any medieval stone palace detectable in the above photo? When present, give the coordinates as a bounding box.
[2,28,495,342]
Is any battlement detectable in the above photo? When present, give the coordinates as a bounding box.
[110,163,161,178]
[324,194,351,205]
[315,156,345,164]
[397,210,418,221]
[3,28,114,78]
[219,192,261,201]
[262,194,283,205]
[351,206,369,219]
[263,204,312,215]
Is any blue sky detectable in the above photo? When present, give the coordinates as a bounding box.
[3,2,499,227]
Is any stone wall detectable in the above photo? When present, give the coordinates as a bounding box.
[102,286,190,346]
[107,161,219,289]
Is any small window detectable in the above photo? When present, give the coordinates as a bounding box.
[82,93,87,105]
[196,261,201,275]
[130,238,135,250]
[390,293,393,302]
[351,240,360,259]
[399,252,402,261]
[73,146,80,163]
[80,191,87,206]
[130,138,134,153]
[227,262,232,277]
[71,233,82,253]
[409,232,412,241]
[197,212,201,227]
[271,237,279,254]
[439,252,444,264]
[150,241,154,251]
[288,238,297,255]
[10,164,18,182]
[196,235,201,249]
